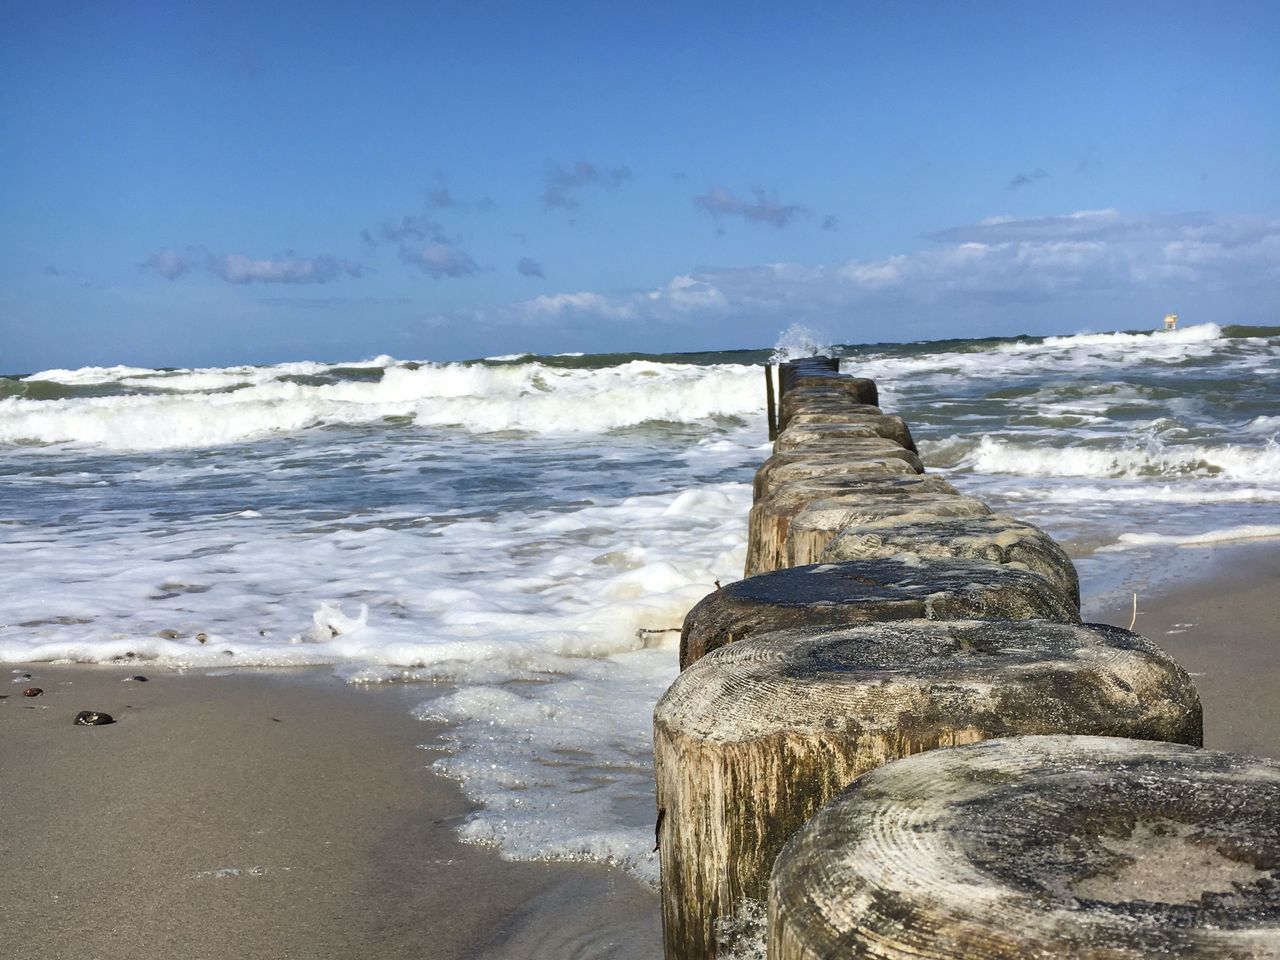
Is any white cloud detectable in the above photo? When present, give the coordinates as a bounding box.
[452,209,1280,338]
[399,242,478,278]
[143,249,192,280]
[541,160,631,210]
[694,186,805,228]
[209,253,363,285]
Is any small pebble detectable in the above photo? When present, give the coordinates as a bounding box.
[196,633,208,644]
[22,687,43,697]
[124,675,149,682]
[74,710,115,726]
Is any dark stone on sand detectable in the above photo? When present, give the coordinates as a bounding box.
[22,687,43,697]
[126,675,149,682]
[73,710,115,726]
[680,556,1080,669]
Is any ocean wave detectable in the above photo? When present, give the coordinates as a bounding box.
[924,434,1280,480]
[0,360,764,450]
[1100,524,1280,550]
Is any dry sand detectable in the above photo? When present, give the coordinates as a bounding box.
[0,668,659,960]
[2,543,1275,959]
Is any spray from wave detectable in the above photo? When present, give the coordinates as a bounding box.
[769,324,836,364]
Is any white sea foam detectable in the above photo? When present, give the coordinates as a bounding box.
[0,360,763,450]
[418,648,676,884]
[1100,525,1280,551]
[771,323,835,363]
[1002,322,1223,352]
[1244,415,1280,436]
[0,463,750,880]
[925,435,1280,481]
[21,364,159,384]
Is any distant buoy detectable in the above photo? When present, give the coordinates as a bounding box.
[1163,313,1178,330]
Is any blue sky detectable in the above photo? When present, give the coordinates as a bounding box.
[2,0,1277,370]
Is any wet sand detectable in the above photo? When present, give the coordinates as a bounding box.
[0,668,659,960]
[2,543,1274,959]
[1088,541,1280,760]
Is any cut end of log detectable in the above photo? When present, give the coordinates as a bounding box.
[680,557,1081,670]
[770,735,1280,960]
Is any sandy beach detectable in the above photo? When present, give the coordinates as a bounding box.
[0,669,659,960]
[1089,541,1280,759]
[2,542,1275,959]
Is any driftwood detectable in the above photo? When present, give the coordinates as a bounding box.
[821,513,1082,608]
[770,735,1278,960]
[775,416,917,454]
[745,475,961,577]
[747,490,990,577]
[753,449,923,503]
[655,629,1203,960]
[679,556,1081,669]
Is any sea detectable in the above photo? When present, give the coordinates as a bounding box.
[2,322,1278,890]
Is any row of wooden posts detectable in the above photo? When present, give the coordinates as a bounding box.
[652,357,1279,959]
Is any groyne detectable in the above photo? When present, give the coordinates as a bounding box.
[653,357,1279,959]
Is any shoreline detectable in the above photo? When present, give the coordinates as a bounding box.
[2,541,1274,958]
[0,666,659,960]
[1087,540,1280,760]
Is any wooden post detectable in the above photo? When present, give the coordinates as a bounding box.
[764,364,777,442]
[820,513,1082,609]
[744,474,961,578]
[770,736,1276,960]
[655,629,1203,960]
[679,555,1081,670]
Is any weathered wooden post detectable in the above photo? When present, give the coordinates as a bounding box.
[764,364,777,442]
[770,735,1278,960]
[774,416,918,453]
[655,628,1203,960]
[820,513,1082,608]
[745,474,962,576]
[747,488,989,576]
[752,449,924,503]
[781,493,995,571]
[777,356,841,397]
[680,555,1080,669]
